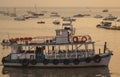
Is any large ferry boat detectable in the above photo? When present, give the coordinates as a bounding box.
[1,22,113,67]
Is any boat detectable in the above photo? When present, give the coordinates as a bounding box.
[117,19,120,22]
[37,21,45,24]
[14,16,26,21]
[73,14,84,17]
[102,9,109,12]
[94,15,103,18]
[96,21,112,28]
[1,22,113,67]
[27,5,44,17]
[103,14,117,21]
[51,12,58,15]
[53,20,60,25]
[50,14,60,17]
[62,17,76,21]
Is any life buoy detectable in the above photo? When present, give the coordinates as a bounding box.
[53,59,59,65]
[93,55,101,63]
[30,59,37,65]
[63,59,70,65]
[73,59,79,65]
[73,36,79,43]
[85,57,92,63]
[21,59,29,67]
[43,59,49,65]
[81,36,87,42]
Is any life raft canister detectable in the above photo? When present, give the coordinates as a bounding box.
[93,55,102,63]
[81,36,87,42]
[73,36,79,43]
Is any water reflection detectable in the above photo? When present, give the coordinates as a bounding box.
[2,67,110,77]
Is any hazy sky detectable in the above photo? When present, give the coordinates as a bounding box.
[0,0,120,7]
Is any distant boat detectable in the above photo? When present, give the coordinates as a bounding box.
[14,16,25,21]
[96,21,112,28]
[94,15,103,18]
[51,12,58,14]
[103,14,117,21]
[37,21,45,24]
[30,15,39,18]
[53,20,60,25]
[27,5,44,17]
[23,15,31,19]
[73,14,84,17]
[50,14,60,17]
[116,19,120,22]
[62,23,71,26]
[102,9,109,12]
[62,17,76,21]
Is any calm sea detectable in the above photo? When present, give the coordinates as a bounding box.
[0,7,120,77]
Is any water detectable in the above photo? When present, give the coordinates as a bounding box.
[0,7,120,77]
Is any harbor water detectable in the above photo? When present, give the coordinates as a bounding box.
[0,7,120,77]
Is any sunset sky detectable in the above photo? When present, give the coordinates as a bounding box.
[0,0,120,7]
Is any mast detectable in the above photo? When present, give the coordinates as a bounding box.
[103,42,107,53]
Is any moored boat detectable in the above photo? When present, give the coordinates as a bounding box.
[53,20,60,25]
[96,21,112,28]
[37,21,45,24]
[103,14,117,21]
[1,22,113,67]
[102,9,109,12]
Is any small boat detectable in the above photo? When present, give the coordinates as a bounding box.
[1,21,113,67]
[51,12,58,14]
[37,21,45,24]
[23,15,31,19]
[103,14,117,21]
[53,20,60,25]
[96,21,112,28]
[94,15,103,18]
[102,9,109,12]
[14,16,26,21]
[62,17,76,21]
[50,14,60,17]
[32,13,44,16]
[73,14,84,17]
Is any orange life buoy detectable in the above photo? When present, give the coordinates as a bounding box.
[81,36,87,42]
[73,36,79,43]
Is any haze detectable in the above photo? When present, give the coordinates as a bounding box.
[0,0,120,7]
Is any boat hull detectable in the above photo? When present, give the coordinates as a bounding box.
[3,54,112,67]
